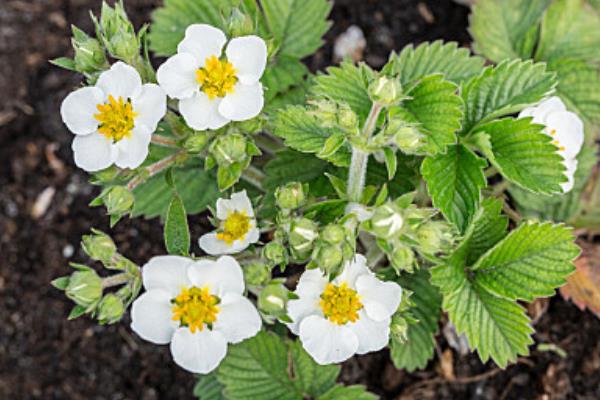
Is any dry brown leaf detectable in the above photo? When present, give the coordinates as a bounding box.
[560,244,600,319]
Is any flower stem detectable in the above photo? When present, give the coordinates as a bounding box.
[151,134,178,148]
[126,150,186,191]
[101,272,129,289]
[347,102,383,202]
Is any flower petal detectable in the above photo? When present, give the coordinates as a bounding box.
[299,315,358,365]
[214,293,262,343]
[179,92,230,131]
[187,256,245,297]
[177,24,227,65]
[71,133,115,172]
[537,96,567,122]
[561,159,578,193]
[156,53,199,100]
[198,232,249,255]
[226,36,267,85]
[333,254,372,288]
[295,268,328,298]
[131,289,177,344]
[350,311,391,354]
[246,226,260,245]
[218,82,264,121]
[96,62,142,100]
[114,125,152,169]
[132,84,167,132]
[229,190,254,216]
[170,327,227,374]
[60,86,104,135]
[355,274,402,321]
[545,111,584,160]
[142,255,193,297]
[287,295,321,335]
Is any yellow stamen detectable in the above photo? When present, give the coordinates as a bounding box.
[216,210,251,245]
[94,95,138,142]
[550,129,557,136]
[196,56,237,100]
[319,282,363,325]
[171,286,220,333]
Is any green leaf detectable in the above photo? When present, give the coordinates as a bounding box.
[311,61,375,122]
[164,194,190,256]
[194,372,225,400]
[383,41,485,86]
[470,0,551,63]
[263,56,309,102]
[461,59,557,134]
[264,150,331,192]
[149,0,231,56]
[421,144,487,233]
[390,269,442,372]
[318,132,347,158]
[382,148,397,180]
[536,0,600,63]
[261,0,332,59]
[51,276,70,290]
[273,106,351,166]
[318,385,378,400]
[398,74,463,154]
[472,222,579,301]
[51,57,77,71]
[217,332,340,400]
[68,305,88,320]
[474,117,566,194]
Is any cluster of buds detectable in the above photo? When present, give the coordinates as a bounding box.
[206,132,261,190]
[307,100,359,135]
[308,223,356,277]
[384,115,428,156]
[93,1,143,64]
[52,229,141,324]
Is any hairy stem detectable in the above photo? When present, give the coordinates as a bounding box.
[101,272,129,289]
[126,150,186,191]
[151,134,178,148]
[347,102,383,202]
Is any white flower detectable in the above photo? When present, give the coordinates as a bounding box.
[519,96,584,193]
[156,24,266,131]
[60,62,167,172]
[287,254,402,365]
[130,255,262,374]
[199,190,260,255]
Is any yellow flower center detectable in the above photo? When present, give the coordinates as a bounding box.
[196,56,237,100]
[94,95,138,142]
[548,128,566,151]
[216,210,251,245]
[319,282,363,325]
[171,286,220,333]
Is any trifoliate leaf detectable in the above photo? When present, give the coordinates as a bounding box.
[421,144,487,233]
[474,117,566,194]
[318,385,378,400]
[261,0,332,59]
[164,194,190,256]
[194,372,225,400]
[535,0,600,63]
[311,61,375,122]
[382,41,485,86]
[272,106,351,166]
[470,0,550,63]
[398,74,463,154]
[390,269,442,372]
[460,59,557,134]
[472,222,580,301]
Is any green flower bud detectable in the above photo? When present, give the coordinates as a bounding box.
[99,2,139,61]
[104,185,134,215]
[244,262,272,286]
[368,75,403,106]
[183,132,210,153]
[210,133,248,167]
[235,116,265,134]
[263,241,288,266]
[96,293,125,324]
[416,221,455,255]
[227,7,255,37]
[390,245,415,274]
[390,314,410,344]
[393,126,426,155]
[338,103,359,133]
[307,100,339,128]
[314,244,343,274]
[81,229,117,265]
[275,182,306,210]
[288,218,319,261]
[258,283,289,316]
[321,224,346,245]
[370,203,405,239]
[65,270,103,308]
[73,36,106,73]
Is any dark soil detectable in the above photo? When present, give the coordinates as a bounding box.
[0,0,598,399]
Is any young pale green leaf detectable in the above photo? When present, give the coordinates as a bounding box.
[460,59,557,134]
[261,0,332,59]
[382,41,485,86]
[470,0,551,63]
[549,58,600,127]
[474,118,566,194]
[194,372,225,400]
[421,144,487,233]
[318,385,378,400]
[390,269,442,372]
[400,74,463,154]
[535,0,600,63]
[318,132,347,158]
[382,148,397,180]
[164,194,190,256]
[311,61,375,122]
[472,222,579,301]
[273,106,351,166]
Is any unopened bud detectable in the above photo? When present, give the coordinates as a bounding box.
[73,35,106,73]
[96,293,125,324]
[275,182,306,210]
[391,124,426,155]
[104,185,134,215]
[244,262,272,286]
[288,218,319,261]
[390,245,415,274]
[416,221,455,255]
[263,241,288,266]
[99,1,138,61]
[370,203,405,239]
[307,100,339,128]
[368,76,403,106]
[183,132,210,153]
[321,224,346,245]
[314,244,343,274]
[210,133,248,166]
[65,270,103,308]
[338,103,359,132]
[82,229,117,265]
[258,283,289,316]
[227,7,255,37]
[390,314,410,344]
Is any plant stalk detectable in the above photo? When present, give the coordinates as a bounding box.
[101,272,129,289]
[127,150,186,191]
